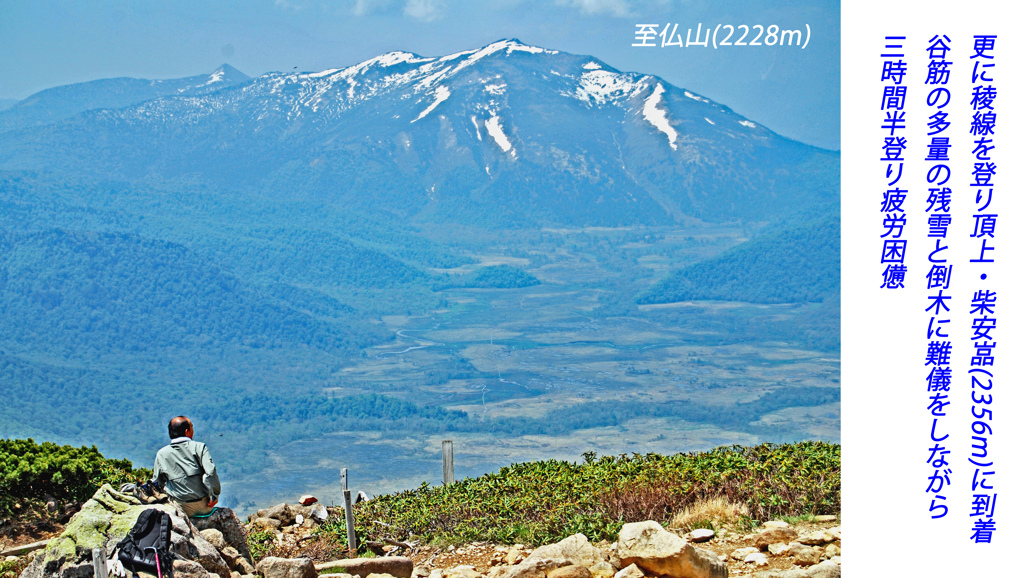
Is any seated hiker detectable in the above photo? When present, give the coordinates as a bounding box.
[152,416,221,518]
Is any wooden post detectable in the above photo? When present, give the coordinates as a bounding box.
[442,440,454,485]
[341,468,348,493]
[343,488,357,554]
[92,548,107,578]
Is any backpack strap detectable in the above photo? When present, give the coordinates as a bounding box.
[158,511,173,555]
[157,511,175,578]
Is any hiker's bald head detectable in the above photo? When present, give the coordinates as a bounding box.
[168,416,193,439]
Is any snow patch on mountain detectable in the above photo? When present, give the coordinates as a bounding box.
[583,62,602,70]
[739,120,757,128]
[485,114,516,158]
[684,91,709,103]
[470,115,482,140]
[413,67,453,91]
[413,86,450,122]
[205,70,225,85]
[376,51,434,67]
[642,83,678,150]
[575,70,644,105]
[705,117,715,125]
[507,43,552,55]
[440,49,477,62]
[308,68,341,79]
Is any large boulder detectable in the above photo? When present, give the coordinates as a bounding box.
[789,545,820,567]
[524,535,608,568]
[446,566,484,578]
[257,503,314,526]
[256,557,318,578]
[616,521,727,578]
[754,528,798,551]
[753,562,840,578]
[487,558,572,578]
[191,507,254,565]
[18,485,233,578]
[315,557,415,578]
[612,564,643,578]
[547,566,592,578]
[173,559,212,578]
[589,562,616,578]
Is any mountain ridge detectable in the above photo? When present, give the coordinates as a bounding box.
[0,64,250,133]
[0,39,838,228]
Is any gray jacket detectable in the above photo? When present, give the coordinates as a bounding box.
[151,438,221,503]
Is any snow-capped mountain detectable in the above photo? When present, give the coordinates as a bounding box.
[0,40,836,226]
[0,64,250,132]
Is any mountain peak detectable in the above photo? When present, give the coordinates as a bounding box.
[209,63,250,84]
[473,38,556,57]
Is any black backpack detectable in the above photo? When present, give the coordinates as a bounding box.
[114,509,175,578]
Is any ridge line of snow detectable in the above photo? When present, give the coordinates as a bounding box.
[412,86,451,122]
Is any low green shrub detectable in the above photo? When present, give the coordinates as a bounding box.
[322,442,839,550]
[246,529,277,562]
[0,438,151,516]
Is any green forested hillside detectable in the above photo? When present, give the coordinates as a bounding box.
[0,229,387,355]
[463,265,541,289]
[638,215,839,305]
[0,169,839,508]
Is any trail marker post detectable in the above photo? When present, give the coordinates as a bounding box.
[91,548,107,578]
[442,440,454,485]
[343,489,357,553]
[341,468,356,553]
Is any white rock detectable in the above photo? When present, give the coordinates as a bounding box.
[525,534,608,567]
[730,547,759,561]
[762,521,789,529]
[612,564,643,578]
[447,565,483,578]
[311,504,328,522]
[489,558,570,578]
[687,529,715,543]
[588,562,616,578]
[743,553,768,566]
[798,530,837,546]
[256,557,317,578]
[617,521,726,578]
[767,543,791,556]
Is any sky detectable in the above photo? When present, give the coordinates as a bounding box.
[0,0,839,149]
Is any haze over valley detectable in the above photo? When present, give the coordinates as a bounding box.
[0,40,839,513]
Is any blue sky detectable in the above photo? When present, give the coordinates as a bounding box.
[0,0,838,149]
